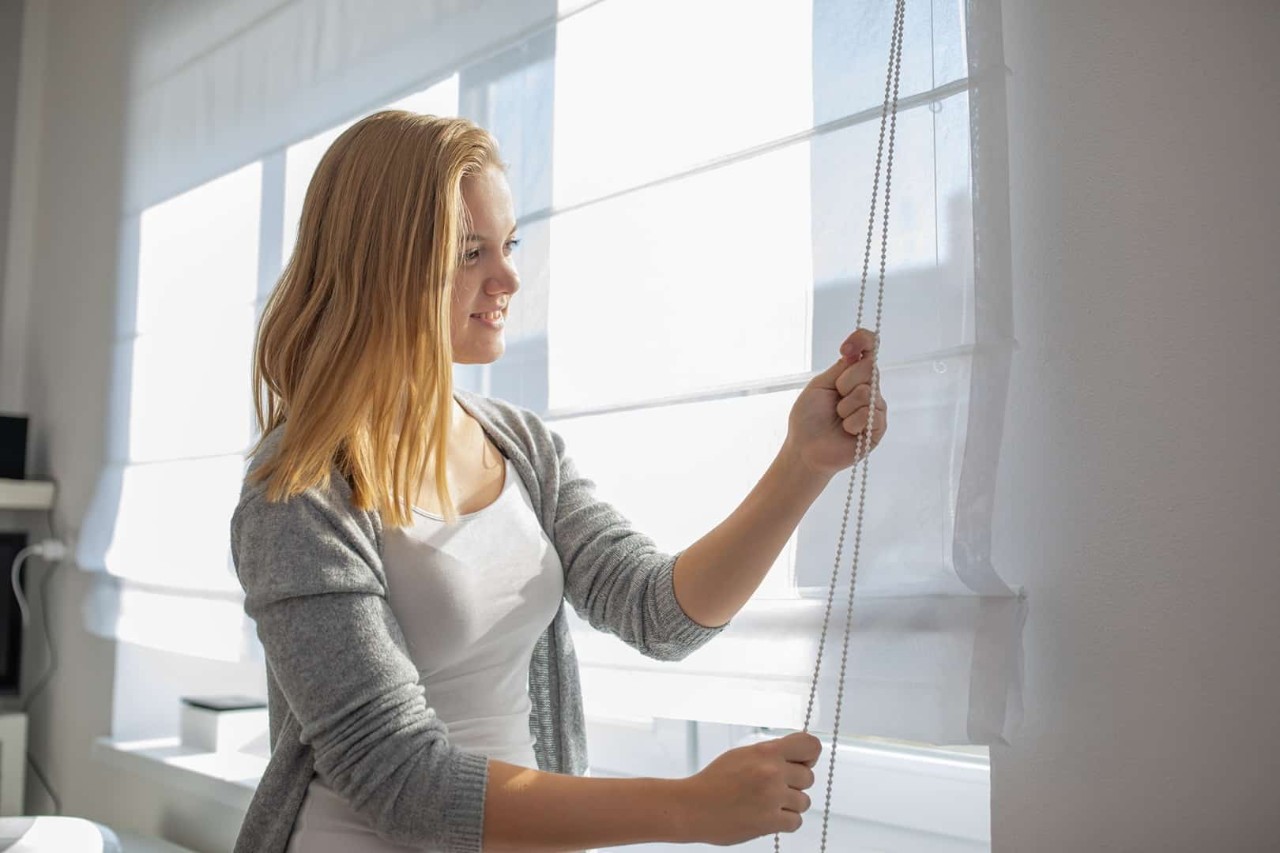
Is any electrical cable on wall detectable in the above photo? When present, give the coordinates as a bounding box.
[21,505,63,717]
[6,478,65,815]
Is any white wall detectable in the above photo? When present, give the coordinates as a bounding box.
[0,0,23,333]
[990,0,1280,850]
[1,0,246,849]
[2,0,1277,851]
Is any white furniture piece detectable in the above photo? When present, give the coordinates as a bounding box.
[0,819,198,852]
[0,479,56,511]
[0,816,120,851]
[0,712,27,815]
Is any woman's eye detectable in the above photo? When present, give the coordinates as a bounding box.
[464,239,518,264]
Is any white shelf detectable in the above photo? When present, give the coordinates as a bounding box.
[0,479,54,511]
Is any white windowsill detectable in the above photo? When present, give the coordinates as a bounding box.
[91,736,266,813]
[92,730,988,846]
[737,732,990,842]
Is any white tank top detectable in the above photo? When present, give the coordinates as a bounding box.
[287,455,566,851]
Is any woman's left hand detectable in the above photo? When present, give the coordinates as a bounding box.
[785,328,889,479]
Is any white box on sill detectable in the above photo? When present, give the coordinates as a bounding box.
[179,695,268,754]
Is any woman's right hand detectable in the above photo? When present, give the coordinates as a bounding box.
[677,731,823,846]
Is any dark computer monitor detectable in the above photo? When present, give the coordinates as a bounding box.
[0,532,28,695]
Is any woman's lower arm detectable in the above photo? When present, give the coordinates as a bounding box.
[673,439,832,628]
[482,758,692,851]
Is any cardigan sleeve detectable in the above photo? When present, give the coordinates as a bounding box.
[231,484,489,853]
[542,422,731,661]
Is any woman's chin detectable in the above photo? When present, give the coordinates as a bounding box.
[453,345,504,365]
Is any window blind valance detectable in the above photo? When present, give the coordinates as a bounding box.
[122,0,560,215]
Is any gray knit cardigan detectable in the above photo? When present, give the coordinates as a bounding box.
[230,387,730,852]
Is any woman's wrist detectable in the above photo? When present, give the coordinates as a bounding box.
[484,760,700,849]
[643,776,699,844]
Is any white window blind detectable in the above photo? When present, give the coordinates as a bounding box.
[81,0,1025,745]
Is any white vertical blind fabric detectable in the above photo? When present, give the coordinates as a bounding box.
[79,0,1026,744]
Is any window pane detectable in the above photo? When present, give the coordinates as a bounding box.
[487,217,551,412]
[135,162,261,335]
[811,93,974,367]
[281,75,460,261]
[459,35,555,411]
[460,36,553,221]
[813,0,968,126]
[548,389,798,600]
[385,73,459,116]
[548,142,812,412]
[97,455,246,591]
[584,718,692,779]
[553,0,813,207]
[125,305,256,463]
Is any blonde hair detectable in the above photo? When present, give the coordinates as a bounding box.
[247,110,505,527]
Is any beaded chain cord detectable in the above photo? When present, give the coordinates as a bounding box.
[773,1,905,849]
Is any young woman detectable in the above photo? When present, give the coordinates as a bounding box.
[231,110,887,852]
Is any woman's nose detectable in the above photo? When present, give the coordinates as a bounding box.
[497,263,520,294]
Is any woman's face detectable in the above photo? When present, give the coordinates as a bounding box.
[450,165,520,365]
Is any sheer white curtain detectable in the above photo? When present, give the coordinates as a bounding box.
[80,0,1025,746]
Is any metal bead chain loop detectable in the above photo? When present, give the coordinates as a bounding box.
[774,2,904,850]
